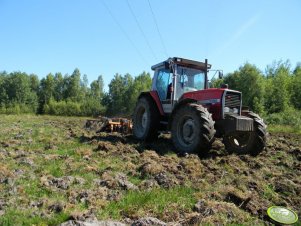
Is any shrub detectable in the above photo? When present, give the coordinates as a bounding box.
[43,99,105,116]
[264,108,301,131]
[0,103,36,114]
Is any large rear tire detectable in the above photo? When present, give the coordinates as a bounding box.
[132,96,160,141]
[223,111,267,155]
[171,103,215,155]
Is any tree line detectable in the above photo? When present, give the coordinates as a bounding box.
[211,60,301,114]
[0,69,151,116]
[0,60,300,119]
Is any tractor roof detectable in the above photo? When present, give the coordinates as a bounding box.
[151,57,212,71]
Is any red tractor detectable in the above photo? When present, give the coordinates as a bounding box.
[132,57,267,155]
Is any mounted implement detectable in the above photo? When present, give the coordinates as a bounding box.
[132,57,267,155]
[85,117,132,134]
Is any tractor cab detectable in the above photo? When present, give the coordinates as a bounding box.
[151,57,211,113]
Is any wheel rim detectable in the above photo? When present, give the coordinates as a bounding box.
[135,106,147,136]
[141,112,147,129]
[228,132,252,149]
[177,116,197,147]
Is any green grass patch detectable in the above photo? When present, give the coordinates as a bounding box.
[40,159,66,177]
[0,208,70,226]
[95,156,126,173]
[55,147,77,156]
[268,124,301,134]
[128,175,143,186]
[22,179,54,198]
[98,186,196,220]
[262,184,277,201]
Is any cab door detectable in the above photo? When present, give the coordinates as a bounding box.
[154,68,173,113]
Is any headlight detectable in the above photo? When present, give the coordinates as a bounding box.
[224,107,230,113]
[224,107,239,114]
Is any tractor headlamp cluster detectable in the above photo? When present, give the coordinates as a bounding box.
[224,107,239,114]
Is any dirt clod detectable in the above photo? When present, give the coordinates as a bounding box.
[96,172,138,191]
[48,202,64,213]
[193,199,215,217]
[132,217,166,226]
[138,179,159,190]
[41,175,76,190]
[154,172,178,188]
[60,220,126,226]
[138,161,163,177]
[96,141,117,152]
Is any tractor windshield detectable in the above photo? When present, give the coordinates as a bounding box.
[175,66,205,99]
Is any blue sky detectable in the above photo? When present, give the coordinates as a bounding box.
[1,0,300,89]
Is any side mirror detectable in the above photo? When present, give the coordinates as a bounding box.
[220,83,228,89]
[164,62,174,73]
[218,71,223,79]
[164,62,170,70]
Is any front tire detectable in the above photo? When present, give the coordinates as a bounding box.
[223,111,267,155]
[132,96,160,141]
[171,103,215,155]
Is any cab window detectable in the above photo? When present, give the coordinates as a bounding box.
[156,69,171,100]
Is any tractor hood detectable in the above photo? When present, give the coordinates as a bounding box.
[180,88,242,120]
[180,88,231,102]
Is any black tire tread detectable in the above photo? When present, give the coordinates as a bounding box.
[171,103,215,155]
[247,111,267,155]
[223,111,267,155]
[132,96,160,142]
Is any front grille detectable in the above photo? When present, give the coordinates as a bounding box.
[224,91,241,109]
[223,91,241,117]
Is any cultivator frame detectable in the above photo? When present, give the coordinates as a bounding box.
[85,117,132,134]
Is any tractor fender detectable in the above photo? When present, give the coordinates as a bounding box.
[138,91,164,116]
[168,98,196,129]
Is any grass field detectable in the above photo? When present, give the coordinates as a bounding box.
[0,115,300,225]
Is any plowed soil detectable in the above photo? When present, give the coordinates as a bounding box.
[0,115,300,225]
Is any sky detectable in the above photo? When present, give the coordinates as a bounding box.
[0,0,300,90]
